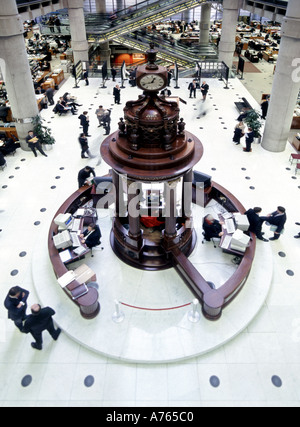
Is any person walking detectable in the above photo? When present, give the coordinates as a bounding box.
[78,133,90,158]
[46,87,55,106]
[79,111,91,137]
[4,286,30,332]
[113,84,121,104]
[22,304,61,350]
[233,121,245,145]
[83,70,89,86]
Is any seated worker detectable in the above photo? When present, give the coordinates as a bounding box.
[77,165,96,188]
[62,93,82,109]
[244,207,268,242]
[80,223,102,249]
[202,214,224,241]
[55,99,77,115]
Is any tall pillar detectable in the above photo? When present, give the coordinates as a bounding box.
[0,0,39,149]
[218,0,240,68]
[95,0,106,14]
[262,0,300,152]
[100,41,111,70]
[95,0,111,69]
[199,3,212,46]
[67,0,89,65]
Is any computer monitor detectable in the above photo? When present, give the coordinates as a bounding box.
[54,213,73,229]
[231,229,250,252]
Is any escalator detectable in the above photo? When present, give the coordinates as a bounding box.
[113,30,218,66]
[85,0,218,43]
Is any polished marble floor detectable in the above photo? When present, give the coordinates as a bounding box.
[0,59,300,406]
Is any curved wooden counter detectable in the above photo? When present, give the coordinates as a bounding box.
[172,180,256,320]
[48,177,256,321]
[48,185,100,319]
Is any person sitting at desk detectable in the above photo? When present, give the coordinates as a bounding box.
[244,207,268,241]
[0,137,18,155]
[78,165,96,188]
[202,214,224,241]
[80,223,102,249]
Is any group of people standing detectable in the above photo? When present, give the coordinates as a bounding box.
[188,79,209,101]
[4,286,61,350]
[233,119,255,152]
[203,206,287,244]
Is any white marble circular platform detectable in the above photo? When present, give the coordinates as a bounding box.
[32,205,273,363]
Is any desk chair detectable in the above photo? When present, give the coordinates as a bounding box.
[91,244,104,257]
[289,153,300,165]
[202,232,217,248]
[296,163,300,175]
[0,161,7,171]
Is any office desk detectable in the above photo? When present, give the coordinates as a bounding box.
[218,214,248,256]
[48,185,100,319]
[51,69,64,86]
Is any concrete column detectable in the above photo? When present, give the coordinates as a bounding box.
[95,0,106,14]
[100,41,111,70]
[67,0,89,65]
[262,0,300,152]
[94,0,111,69]
[218,0,241,68]
[0,0,39,149]
[199,3,212,46]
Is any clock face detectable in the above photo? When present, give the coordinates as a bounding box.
[139,74,165,91]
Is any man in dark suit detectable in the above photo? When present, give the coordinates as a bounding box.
[4,286,30,331]
[202,214,224,241]
[113,85,121,104]
[262,206,287,240]
[80,223,102,249]
[244,207,268,241]
[188,79,197,98]
[78,111,91,136]
[77,165,96,188]
[22,304,61,350]
[25,130,48,157]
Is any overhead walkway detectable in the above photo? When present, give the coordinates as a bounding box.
[85,0,217,43]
